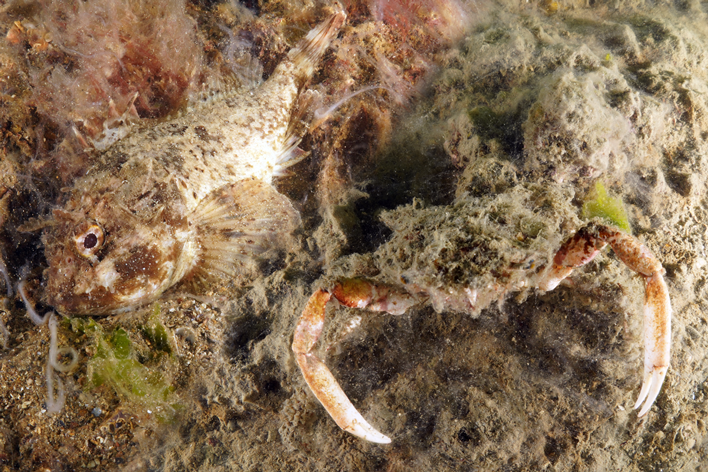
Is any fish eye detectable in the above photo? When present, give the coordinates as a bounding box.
[75,224,105,259]
[83,233,98,249]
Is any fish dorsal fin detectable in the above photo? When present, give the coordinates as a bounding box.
[269,11,345,176]
[272,89,321,177]
[187,178,300,285]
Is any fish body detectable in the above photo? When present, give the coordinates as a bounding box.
[42,12,345,315]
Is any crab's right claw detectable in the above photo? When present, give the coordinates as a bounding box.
[544,224,672,417]
[293,289,392,444]
[634,271,671,417]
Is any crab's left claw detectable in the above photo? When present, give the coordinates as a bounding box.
[293,289,392,443]
[542,224,672,417]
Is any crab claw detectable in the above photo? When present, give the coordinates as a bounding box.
[598,227,672,417]
[293,280,418,443]
[633,271,671,417]
[295,349,392,443]
[543,223,672,417]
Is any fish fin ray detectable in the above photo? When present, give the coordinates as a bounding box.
[287,10,346,85]
[273,137,310,176]
[188,178,300,283]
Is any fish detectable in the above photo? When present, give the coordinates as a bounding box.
[40,12,346,315]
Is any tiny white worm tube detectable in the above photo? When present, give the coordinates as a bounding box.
[45,313,66,414]
[48,312,78,371]
[15,272,72,411]
[18,279,48,325]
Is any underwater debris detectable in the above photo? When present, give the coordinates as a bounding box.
[2,0,206,184]
[8,0,204,126]
[367,0,473,50]
[302,0,491,219]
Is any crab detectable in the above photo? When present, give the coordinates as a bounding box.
[291,184,671,443]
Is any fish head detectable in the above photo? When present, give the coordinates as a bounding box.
[42,193,190,315]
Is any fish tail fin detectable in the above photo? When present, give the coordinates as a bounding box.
[187,179,300,286]
[268,10,345,177]
[288,9,346,85]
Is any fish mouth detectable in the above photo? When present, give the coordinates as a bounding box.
[45,262,170,316]
[45,281,121,316]
[46,284,160,316]
[44,263,133,316]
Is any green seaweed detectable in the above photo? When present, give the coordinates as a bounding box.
[141,303,173,355]
[68,308,180,422]
[109,328,132,359]
[66,316,100,335]
[582,182,631,233]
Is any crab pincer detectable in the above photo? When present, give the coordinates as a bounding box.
[539,223,671,417]
[292,279,418,443]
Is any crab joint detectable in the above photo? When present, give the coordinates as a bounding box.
[332,277,418,315]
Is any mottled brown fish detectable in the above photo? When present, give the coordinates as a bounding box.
[41,12,345,315]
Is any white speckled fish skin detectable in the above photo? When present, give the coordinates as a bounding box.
[118,58,300,212]
[42,12,345,315]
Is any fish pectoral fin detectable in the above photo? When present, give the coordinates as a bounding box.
[187,178,301,284]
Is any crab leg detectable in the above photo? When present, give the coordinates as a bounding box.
[540,223,671,417]
[292,278,418,443]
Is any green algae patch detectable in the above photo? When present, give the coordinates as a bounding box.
[68,313,181,422]
[582,181,631,233]
[141,304,173,356]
